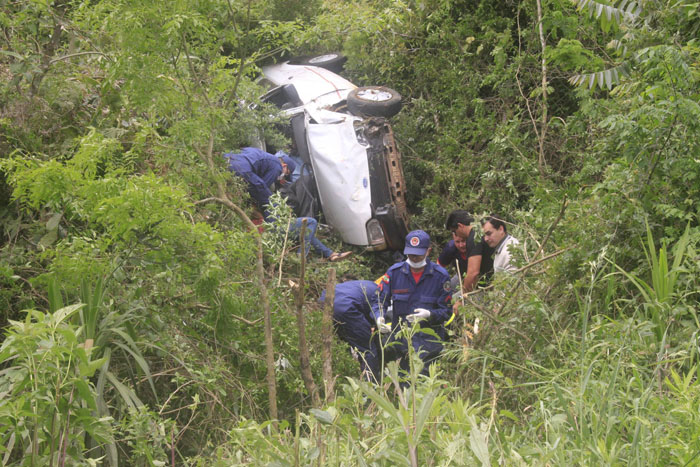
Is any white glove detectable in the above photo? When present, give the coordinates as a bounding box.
[406,308,431,323]
[376,317,391,334]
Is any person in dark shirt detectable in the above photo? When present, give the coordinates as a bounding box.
[437,232,469,290]
[444,210,494,294]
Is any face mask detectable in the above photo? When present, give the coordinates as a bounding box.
[406,257,427,269]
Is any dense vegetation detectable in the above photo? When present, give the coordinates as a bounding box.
[1,0,698,464]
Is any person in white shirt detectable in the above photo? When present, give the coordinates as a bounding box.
[481,215,520,273]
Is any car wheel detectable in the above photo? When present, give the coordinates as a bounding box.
[347,86,402,118]
[289,53,347,72]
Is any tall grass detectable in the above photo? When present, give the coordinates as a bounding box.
[48,276,158,465]
[612,223,693,340]
[192,226,700,465]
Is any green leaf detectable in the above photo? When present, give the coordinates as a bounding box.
[358,381,403,427]
[55,327,78,347]
[111,331,158,402]
[52,304,84,327]
[309,408,334,425]
[499,409,519,422]
[79,356,109,378]
[469,419,491,467]
[47,277,63,314]
[38,229,57,248]
[604,69,612,89]
[46,212,62,230]
[105,371,143,409]
[412,390,437,444]
[73,378,98,410]
[0,50,25,61]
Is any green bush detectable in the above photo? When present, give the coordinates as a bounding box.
[0,305,113,466]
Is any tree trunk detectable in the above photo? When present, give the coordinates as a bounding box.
[321,268,337,403]
[295,220,321,407]
[196,132,277,424]
[536,0,548,174]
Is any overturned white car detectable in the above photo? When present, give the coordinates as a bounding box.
[258,53,410,251]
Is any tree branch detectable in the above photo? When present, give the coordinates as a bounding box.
[536,0,549,174]
[49,51,109,64]
[322,269,337,403]
[194,173,278,425]
[294,219,321,408]
[493,197,568,316]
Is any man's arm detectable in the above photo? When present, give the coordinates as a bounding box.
[499,237,519,272]
[245,172,274,210]
[257,158,283,188]
[371,273,391,321]
[437,242,455,269]
[462,254,482,292]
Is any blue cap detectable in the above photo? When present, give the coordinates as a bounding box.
[275,151,296,175]
[404,230,430,255]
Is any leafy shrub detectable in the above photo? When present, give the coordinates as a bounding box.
[117,407,175,467]
[0,305,113,465]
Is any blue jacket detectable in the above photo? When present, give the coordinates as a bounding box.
[224,147,283,208]
[333,281,378,319]
[321,281,379,352]
[372,260,452,328]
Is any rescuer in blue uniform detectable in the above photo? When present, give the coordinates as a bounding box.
[372,230,453,377]
[225,147,351,261]
[224,147,296,219]
[324,280,382,380]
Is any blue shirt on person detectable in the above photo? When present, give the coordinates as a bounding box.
[372,259,452,328]
[224,147,283,209]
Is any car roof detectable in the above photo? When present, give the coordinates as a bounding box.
[261,62,357,108]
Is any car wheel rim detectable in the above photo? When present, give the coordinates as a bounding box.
[356,88,393,102]
[308,54,338,64]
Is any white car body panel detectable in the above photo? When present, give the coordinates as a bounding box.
[305,107,351,125]
[261,60,408,249]
[261,63,356,109]
[306,114,372,245]
[262,62,374,245]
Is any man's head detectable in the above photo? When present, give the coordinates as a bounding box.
[404,230,431,265]
[445,210,474,239]
[276,151,296,178]
[481,215,507,248]
[452,231,467,254]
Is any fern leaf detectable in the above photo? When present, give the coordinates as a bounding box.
[570,0,641,28]
[570,61,631,89]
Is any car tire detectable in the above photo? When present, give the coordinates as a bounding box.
[347,86,402,118]
[289,53,347,73]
